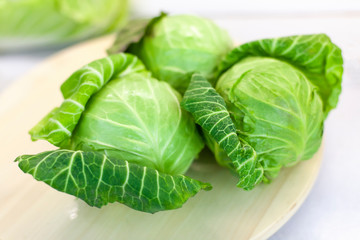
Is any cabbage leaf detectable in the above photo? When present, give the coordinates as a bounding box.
[16,150,211,213]
[182,73,263,190]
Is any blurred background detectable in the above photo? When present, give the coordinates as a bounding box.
[1,1,359,239]
[131,0,360,16]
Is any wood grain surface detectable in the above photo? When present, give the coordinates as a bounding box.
[0,35,323,240]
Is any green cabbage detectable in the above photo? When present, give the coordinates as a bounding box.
[182,34,343,189]
[215,57,324,180]
[70,73,203,175]
[109,13,233,93]
[16,54,211,213]
[0,0,128,51]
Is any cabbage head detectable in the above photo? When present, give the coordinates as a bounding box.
[0,0,128,51]
[15,54,210,213]
[109,13,233,93]
[182,34,343,190]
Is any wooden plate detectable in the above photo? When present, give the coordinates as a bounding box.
[0,36,323,240]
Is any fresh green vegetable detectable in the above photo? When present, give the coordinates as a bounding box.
[182,34,343,189]
[108,13,233,93]
[0,0,128,51]
[16,53,211,213]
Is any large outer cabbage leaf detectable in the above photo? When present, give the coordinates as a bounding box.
[0,0,128,51]
[182,74,263,190]
[21,54,210,212]
[217,34,343,116]
[110,13,233,93]
[16,150,211,213]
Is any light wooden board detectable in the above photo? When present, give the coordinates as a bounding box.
[0,36,323,240]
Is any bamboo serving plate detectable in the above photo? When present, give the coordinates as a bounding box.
[0,36,323,240]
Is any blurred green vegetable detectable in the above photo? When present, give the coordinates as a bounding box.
[0,0,128,51]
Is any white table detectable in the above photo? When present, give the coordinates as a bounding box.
[1,14,359,239]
